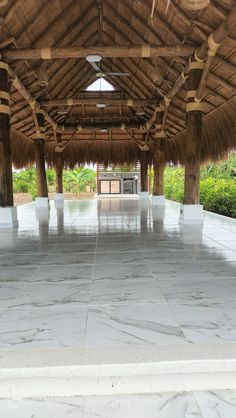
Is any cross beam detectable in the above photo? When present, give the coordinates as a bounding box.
[1,44,195,60]
[40,97,159,107]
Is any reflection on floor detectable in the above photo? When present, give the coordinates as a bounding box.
[0,199,236,416]
[0,199,236,348]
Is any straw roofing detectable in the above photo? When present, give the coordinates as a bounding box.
[11,96,236,168]
[164,96,236,165]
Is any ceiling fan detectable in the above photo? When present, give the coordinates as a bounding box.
[86,54,130,78]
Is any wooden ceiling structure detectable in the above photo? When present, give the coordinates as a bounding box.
[0,0,236,168]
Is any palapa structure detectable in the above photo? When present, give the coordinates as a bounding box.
[0,0,236,218]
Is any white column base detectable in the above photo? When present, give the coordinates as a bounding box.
[0,207,18,229]
[35,208,50,222]
[152,195,165,206]
[139,191,149,199]
[35,197,50,209]
[54,193,64,201]
[180,204,203,224]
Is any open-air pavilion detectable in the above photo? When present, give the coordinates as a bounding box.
[0,0,236,416]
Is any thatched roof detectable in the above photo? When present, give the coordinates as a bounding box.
[1,0,236,166]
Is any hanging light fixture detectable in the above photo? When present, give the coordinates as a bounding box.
[179,0,210,11]
[86,55,102,63]
[96,103,106,109]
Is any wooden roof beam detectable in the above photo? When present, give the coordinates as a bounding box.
[57,123,150,131]
[40,98,159,107]
[146,5,236,131]
[9,67,57,132]
[1,44,195,60]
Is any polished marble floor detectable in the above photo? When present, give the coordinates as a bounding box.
[2,390,236,417]
[0,198,236,349]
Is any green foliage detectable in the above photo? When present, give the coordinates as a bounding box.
[13,168,37,198]
[162,154,236,218]
[13,166,96,199]
[164,167,184,203]
[200,177,236,218]
[201,154,236,180]
[46,168,56,186]
[63,167,96,194]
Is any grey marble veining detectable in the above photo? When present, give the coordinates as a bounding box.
[83,392,203,417]
[0,305,87,348]
[85,303,186,346]
[194,390,236,418]
[0,199,235,351]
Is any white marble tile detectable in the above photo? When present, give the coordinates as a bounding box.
[195,390,236,418]
[0,305,87,348]
[83,392,202,418]
[0,282,90,308]
[148,262,207,276]
[200,261,236,278]
[219,241,236,251]
[0,266,37,282]
[0,254,46,267]
[85,303,186,346]
[90,278,165,304]
[43,252,95,265]
[52,242,96,253]
[93,264,153,281]
[32,264,93,283]
[0,199,235,352]
[189,249,236,262]
[96,242,139,252]
[171,303,236,343]
[95,251,144,264]
[159,278,236,305]
[0,397,83,418]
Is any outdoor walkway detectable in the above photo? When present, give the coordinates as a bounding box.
[0,198,236,416]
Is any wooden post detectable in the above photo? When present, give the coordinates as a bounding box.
[55,152,63,194]
[140,152,149,192]
[184,61,204,205]
[153,158,164,196]
[0,61,14,207]
[153,110,166,197]
[32,111,48,198]
[96,164,99,195]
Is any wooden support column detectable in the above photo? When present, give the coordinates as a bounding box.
[153,111,166,197]
[32,111,48,198]
[55,152,63,194]
[0,61,13,207]
[184,61,204,205]
[153,157,164,196]
[140,152,149,192]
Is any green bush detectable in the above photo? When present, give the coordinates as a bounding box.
[164,167,184,203]
[200,177,236,218]
[63,168,96,194]
[162,155,236,218]
[13,168,37,198]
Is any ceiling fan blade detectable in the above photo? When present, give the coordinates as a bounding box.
[89,61,101,72]
[105,72,130,76]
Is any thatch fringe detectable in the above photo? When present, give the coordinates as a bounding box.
[163,96,236,165]
[45,140,149,168]
[10,97,236,169]
[11,128,35,169]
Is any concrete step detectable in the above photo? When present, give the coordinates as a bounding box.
[1,344,236,398]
